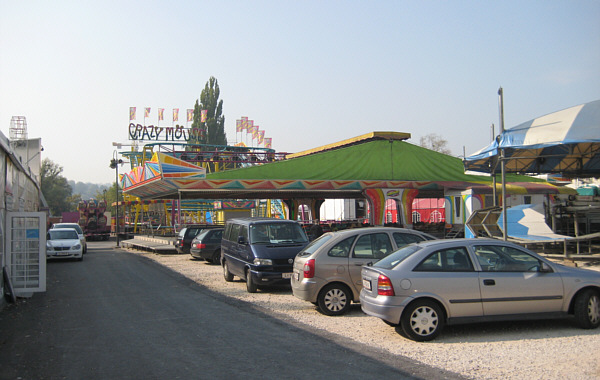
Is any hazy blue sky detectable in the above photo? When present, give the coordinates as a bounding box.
[1,1,599,184]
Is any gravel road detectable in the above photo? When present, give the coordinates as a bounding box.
[128,249,600,380]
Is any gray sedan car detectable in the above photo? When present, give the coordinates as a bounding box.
[360,239,600,341]
[291,227,436,316]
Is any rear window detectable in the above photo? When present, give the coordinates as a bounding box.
[373,245,422,270]
[297,234,333,257]
[186,228,203,238]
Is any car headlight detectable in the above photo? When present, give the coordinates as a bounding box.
[46,242,54,251]
[253,258,273,266]
[74,244,82,250]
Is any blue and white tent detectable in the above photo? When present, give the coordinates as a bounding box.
[464,99,600,176]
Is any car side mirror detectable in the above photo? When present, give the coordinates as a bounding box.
[540,262,553,273]
[238,236,248,245]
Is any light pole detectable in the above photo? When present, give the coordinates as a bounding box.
[110,150,124,247]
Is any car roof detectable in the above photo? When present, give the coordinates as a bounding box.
[51,225,80,230]
[226,217,299,225]
[411,238,520,249]
[325,227,431,237]
[52,223,82,230]
[181,224,223,229]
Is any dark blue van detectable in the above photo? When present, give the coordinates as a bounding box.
[221,218,309,293]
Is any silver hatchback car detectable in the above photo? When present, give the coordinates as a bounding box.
[291,227,436,315]
[360,239,600,341]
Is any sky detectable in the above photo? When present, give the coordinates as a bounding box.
[1,1,599,185]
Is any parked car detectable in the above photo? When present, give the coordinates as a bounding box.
[221,218,309,293]
[360,238,600,341]
[51,223,87,253]
[190,228,224,264]
[175,225,220,255]
[291,227,436,315]
[46,228,84,261]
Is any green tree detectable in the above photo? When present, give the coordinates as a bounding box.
[190,76,227,146]
[67,193,83,211]
[95,182,120,215]
[41,158,74,215]
[419,133,451,155]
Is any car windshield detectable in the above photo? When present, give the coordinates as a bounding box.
[54,224,83,234]
[178,228,187,238]
[297,234,333,257]
[48,230,79,240]
[373,245,422,269]
[250,223,308,244]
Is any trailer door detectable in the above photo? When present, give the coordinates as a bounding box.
[5,212,46,297]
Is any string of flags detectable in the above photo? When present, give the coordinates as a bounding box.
[236,116,272,149]
[129,108,272,149]
[129,107,206,123]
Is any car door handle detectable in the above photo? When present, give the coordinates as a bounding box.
[483,279,495,286]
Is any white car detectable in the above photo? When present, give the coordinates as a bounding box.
[52,223,87,253]
[46,228,83,261]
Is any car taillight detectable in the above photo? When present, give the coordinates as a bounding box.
[194,243,206,249]
[377,274,395,296]
[303,259,315,279]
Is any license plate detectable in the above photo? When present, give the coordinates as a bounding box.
[362,279,371,290]
[58,251,70,256]
[282,272,293,279]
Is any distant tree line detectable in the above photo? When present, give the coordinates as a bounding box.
[41,158,118,216]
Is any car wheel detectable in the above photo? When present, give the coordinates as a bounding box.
[574,289,600,329]
[317,284,351,316]
[246,269,257,293]
[211,250,221,265]
[400,299,445,341]
[223,260,234,282]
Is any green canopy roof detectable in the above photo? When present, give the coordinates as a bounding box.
[208,139,541,184]
[123,132,571,200]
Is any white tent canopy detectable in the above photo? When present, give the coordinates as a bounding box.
[464,99,600,176]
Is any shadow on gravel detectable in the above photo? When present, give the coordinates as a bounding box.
[427,319,596,344]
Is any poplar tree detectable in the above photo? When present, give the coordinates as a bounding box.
[191,76,227,146]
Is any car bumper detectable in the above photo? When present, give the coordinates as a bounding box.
[249,270,293,286]
[291,278,321,303]
[359,291,407,325]
[46,250,83,259]
[190,249,214,260]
